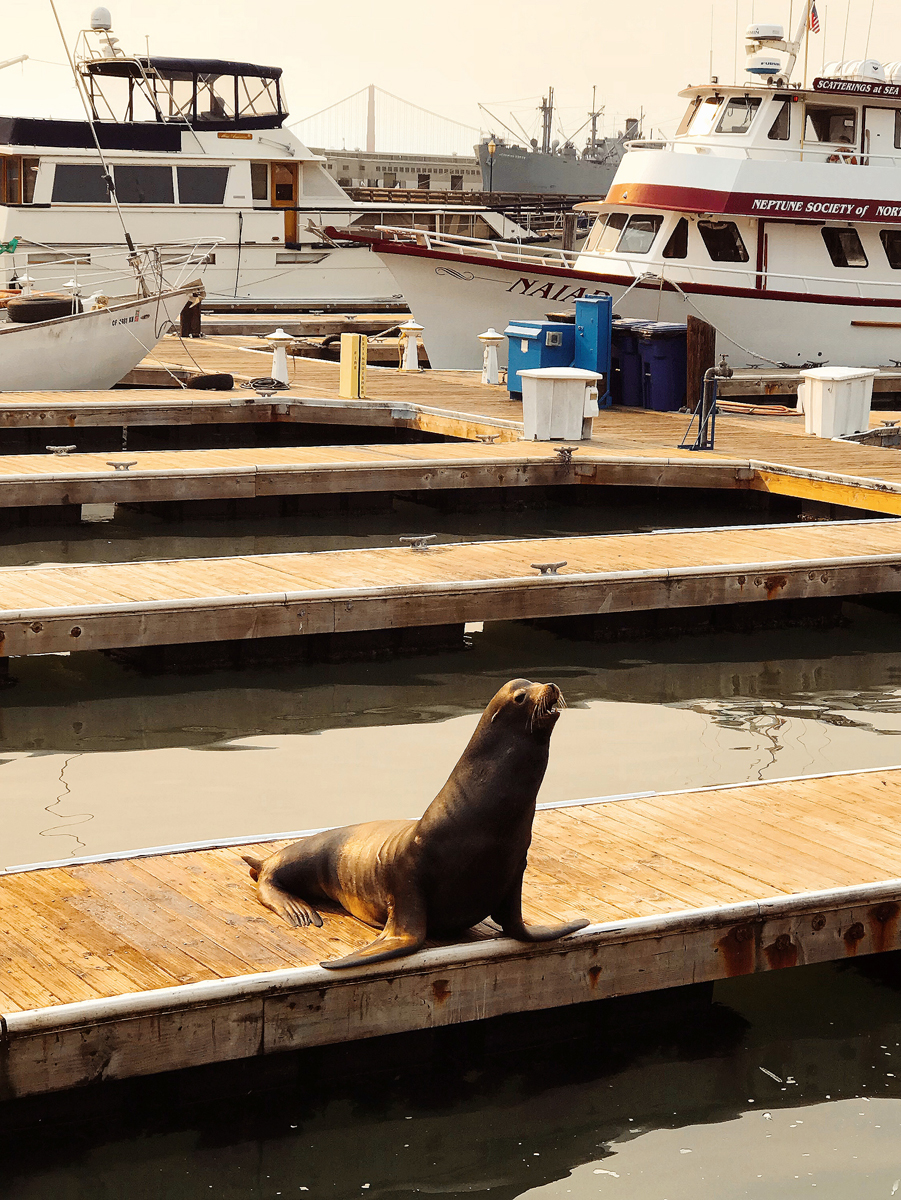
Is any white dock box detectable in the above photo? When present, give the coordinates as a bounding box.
[798,366,878,438]
[518,367,602,441]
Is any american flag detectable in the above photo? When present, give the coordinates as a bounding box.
[809,2,821,33]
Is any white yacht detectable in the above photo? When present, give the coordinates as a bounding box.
[0,10,534,306]
[342,1,901,369]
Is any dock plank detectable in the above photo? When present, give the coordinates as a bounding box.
[1,518,900,656]
[5,768,901,1097]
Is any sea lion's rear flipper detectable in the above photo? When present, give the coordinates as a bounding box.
[321,891,427,970]
[242,853,263,881]
[257,875,324,929]
[492,877,590,943]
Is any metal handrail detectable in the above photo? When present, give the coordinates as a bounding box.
[372,225,901,298]
[627,136,901,167]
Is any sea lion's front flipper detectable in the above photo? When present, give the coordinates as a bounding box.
[321,889,427,970]
[257,875,324,929]
[492,876,589,943]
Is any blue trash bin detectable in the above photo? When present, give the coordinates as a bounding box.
[611,317,650,407]
[573,294,613,408]
[504,321,575,398]
[637,322,688,411]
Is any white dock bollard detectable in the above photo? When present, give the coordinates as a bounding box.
[478,328,504,386]
[339,332,368,399]
[398,319,424,372]
[265,328,294,386]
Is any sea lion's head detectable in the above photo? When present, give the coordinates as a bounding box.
[489,678,566,739]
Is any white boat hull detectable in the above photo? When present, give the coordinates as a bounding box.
[373,242,901,371]
[0,285,200,391]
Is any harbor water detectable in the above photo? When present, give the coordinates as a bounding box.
[5,493,901,1197]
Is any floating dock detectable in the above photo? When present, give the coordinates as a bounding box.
[3,766,901,1099]
[0,517,899,658]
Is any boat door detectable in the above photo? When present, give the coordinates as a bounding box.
[862,107,896,166]
[271,163,299,244]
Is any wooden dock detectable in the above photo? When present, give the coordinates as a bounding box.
[0,517,898,658]
[3,766,901,1099]
[0,441,750,509]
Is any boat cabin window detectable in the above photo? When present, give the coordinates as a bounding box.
[822,226,868,268]
[698,220,749,263]
[115,165,174,204]
[51,164,109,204]
[768,98,792,141]
[805,105,857,144]
[177,166,229,204]
[662,217,689,259]
[251,162,269,201]
[616,214,663,254]
[585,212,628,253]
[880,229,901,269]
[441,214,493,238]
[1,156,38,205]
[716,97,761,135]
[687,96,723,137]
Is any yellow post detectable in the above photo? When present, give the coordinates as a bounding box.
[339,333,367,398]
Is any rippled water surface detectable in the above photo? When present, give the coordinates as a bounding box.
[5,959,901,1197]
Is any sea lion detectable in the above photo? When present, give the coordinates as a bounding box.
[243,678,589,970]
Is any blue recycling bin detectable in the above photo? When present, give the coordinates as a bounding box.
[611,317,650,406]
[504,320,575,398]
[573,294,613,407]
[637,322,688,411]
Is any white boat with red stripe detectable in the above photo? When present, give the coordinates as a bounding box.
[335,2,901,371]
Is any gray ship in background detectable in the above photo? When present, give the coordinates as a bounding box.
[476,87,641,194]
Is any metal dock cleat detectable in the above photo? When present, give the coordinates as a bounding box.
[531,561,567,575]
[554,446,580,463]
[476,434,500,443]
[400,534,438,551]
[107,461,137,472]
[46,445,76,455]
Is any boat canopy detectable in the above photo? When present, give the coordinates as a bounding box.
[81,55,287,131]
[86,57,283,82]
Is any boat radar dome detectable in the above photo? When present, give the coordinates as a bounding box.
[745,23,785,42]
[90,7,113,30]
[747,53,783,76]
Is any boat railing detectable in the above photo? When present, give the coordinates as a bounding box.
[604,255,901,299]
[626,137,901,167]
[4,238,221,297]
[373,225,583,271]
[372,225,901,300]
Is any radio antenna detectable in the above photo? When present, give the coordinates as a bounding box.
[47,0,143,281]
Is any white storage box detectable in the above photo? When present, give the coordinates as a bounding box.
[518,367,603,441]
[798,366,878,438]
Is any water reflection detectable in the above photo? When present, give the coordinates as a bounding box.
[0,492,793,568]
[4,958,901,1198]
[4,606,901,866]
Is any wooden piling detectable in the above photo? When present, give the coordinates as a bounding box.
[687,316,717,413]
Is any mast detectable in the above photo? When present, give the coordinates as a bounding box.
[540,87,554,154]
[588,85,600,153]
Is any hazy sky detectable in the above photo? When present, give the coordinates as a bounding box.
[4,0,901,149]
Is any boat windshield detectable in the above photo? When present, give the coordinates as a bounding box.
[585,212,628,253]
[687,97,724,136]
[716,97,761,135]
